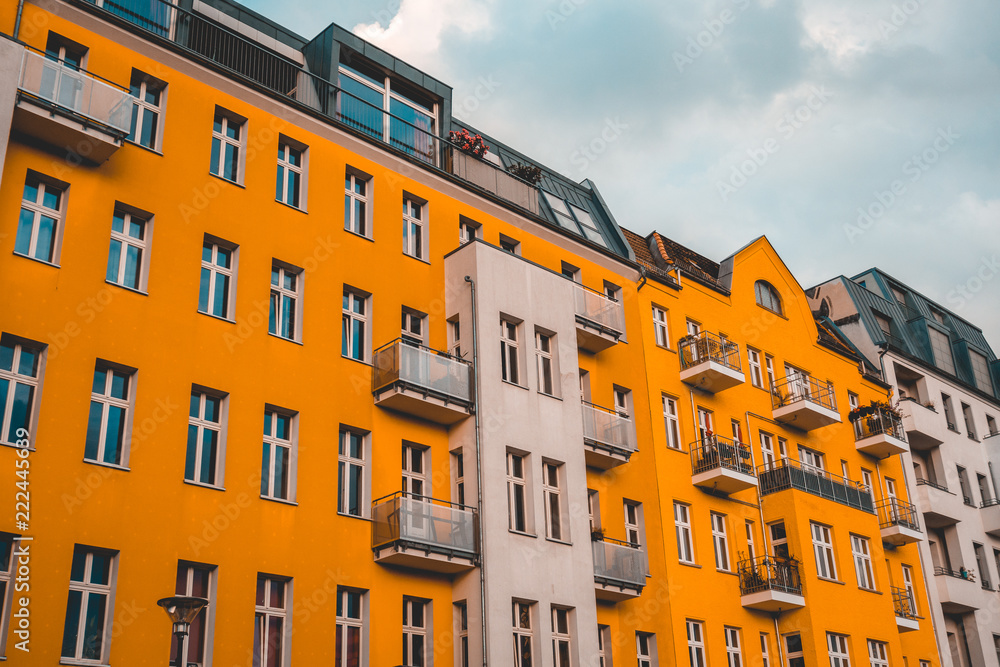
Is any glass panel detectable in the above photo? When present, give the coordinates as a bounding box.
[35,215,55,261]
[103,405,126,464]
[8,383,34,442]
[110,371,128,400]
[82,592,107,660]
[185,425,199,480]
[0,344,13,372]
[61,589,82,657]
[106,239,122,283]
[84,402,104,460]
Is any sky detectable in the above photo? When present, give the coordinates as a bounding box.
[244,0,1000,344]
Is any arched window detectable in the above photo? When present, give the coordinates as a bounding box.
[755,280,783,315]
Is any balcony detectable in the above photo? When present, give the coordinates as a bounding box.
[876,499,923,546]
[770,376,841,430]
[14,47,132,163]
[372,339,473,425]
[758,459,874,513]
[448,149,539,215]
[737,555,805,612]
[574,284,625,353]
[891,586,919,632]
[934,568,980,614]
[593,537,645,601]
[897,399,944,450]
[690,436,757,494]
[915,479,962,528]
[852,406,909,458]
[981,499,1000,538]
[679,332,745,393]
[371,493,478,574]
[582,402,637,469]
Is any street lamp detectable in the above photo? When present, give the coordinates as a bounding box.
[157,596,208,663]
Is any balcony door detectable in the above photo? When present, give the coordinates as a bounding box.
[697,408,714,443]
[798,446,824,477]
[784,364,810,400]
[402,444,429,538]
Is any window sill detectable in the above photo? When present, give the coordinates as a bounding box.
[0,442,36,453]
[275,199,307,214]
[83,459,130,472]
[538,391,562,401]
[817,576,845,585]
[198,310,236,324]
[756,304,788,320]
[342,355,372,366]
[545,537,573,546]
[267,332,303,346]
[656,344,675,353]
[12,251,60,269]
[716,568,738,576]
[260,495,298,506]
[344,229,374,243]
[509,529,537,539]
[337,511,371,521]
[679,561,701,568]
[183,479,226,492]
[105,280,148,296]
[60,661,110,667]
[666,446,688,455]
[858,586,882,595]
[502,380,529,391]
[125,139,163,156]
[208,172,245,188]
[403,252,432,266]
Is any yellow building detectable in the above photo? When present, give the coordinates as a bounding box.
[0,0,942,666]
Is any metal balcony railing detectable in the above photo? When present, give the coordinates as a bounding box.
[934,567,976,583]
[852,407,907,443]
[737,555,802,596]
[679,332,741,372]
[592,537,645,589]
[581,402,637,455]
[758,458,874,513]
[891,586,917,619]
[916,477,949,492]
[690,436,754,476]
[372,339,473,405]
[17,47,132,133]
[982,498,1000,508]
[371,492,478,558]
[573,284,625,337]
[770,375,837,411]
[876,499,920,532]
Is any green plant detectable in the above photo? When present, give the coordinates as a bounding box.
[506,161,542,184]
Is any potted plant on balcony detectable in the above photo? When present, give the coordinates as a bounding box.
[590,527,606,542]
[506,161,542,184]
[448,128,489,158]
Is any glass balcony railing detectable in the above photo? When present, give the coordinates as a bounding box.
[679,332,741,372]
[758,458,874,512]
[581,402,637,455]
[690,436,754,476]
[876,498,920,531]
[592,537,644,589]
[574,284,625,336]
[738,555,802,597]
[372,339,473,405]
[851,406,907,442]
[371,492,478,559]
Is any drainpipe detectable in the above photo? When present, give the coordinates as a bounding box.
[745,412,771,555]
[772,616,786,667]
[636,266,648,292]
[14,0,25,39]
[464,275,488,667]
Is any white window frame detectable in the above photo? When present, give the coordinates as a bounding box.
[535,331,555,396]
[199,238,237,320]
[403,196,426,260]
[674,502,694,564]
[507,452,528,533]
[686,319,701,337]
[344,170,372,238]
[827,633,850,667]
[62,548,117,663]
[686,620,705,667]
[106,207,150,292]
[210,109,245,183]
[402,597,428,667]
[335,588,365,667]
[185,388,226,488]
[653,306,669,347]
[745,521,757,561]
[663,395,681,450]
[172,561,216,667]
[459,217,481,245]
[0,337,43,447]
[712,513,730,571]
[543,461,564,541]
[342,289,369,362]
[901,565,917,616]
[812,522,838,580]
[501,319,520,385]
[760,633,771,667]
[402,442,428,498]
[85,363,135,467]
[269,263,302,342]
[456,601,469,667]
[261,408,296,502]
[253,576,288,667]
[0,535,14,658]
[725,627,743,667]
[867,640,888,667]
[127,69,165,150]
[747,348,763,388]
[597,625,611,667]
[512,600,534,667]
[338,428,367,518]
[764,355,776,389]
[637,632,656,667]
[851,535,875,590]
[401,308,427,346]
[16,172,65,264]
[971,350,994,394]
[276,139,306,210]
[551,607,572,667]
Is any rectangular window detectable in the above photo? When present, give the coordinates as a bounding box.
[764,355,776,389]
[127,69,165,150]
[185,388,226,487]
[962,403,977,439]
[597,625,611,667]
[400,308,427,346]
[0,336,43,446]
[653,307,669,347]
[171,562,215,667]
[827,633,850,667]
[106,206,150,291]
[269,263,302,341]
[85,362,134,467]
[637,632,656,667]
[535,331,554,396]
[276,139,306,209]
[712,513,730,571]
[15,172,65,264]
[760,634,771,667]
[551,607,572,667]
[625,501,644,552]
[987,415,998,436]
[199,238,237,319]
[748,349,763,388]
[456,602,469,667]
[686,620,705,667]
[61,547,116,663]
[342,289,369,361]
[210,109,245,183]
[745,521,757,561]
[336,588,364,667]
[674,502,694,564]
[402,598,428,667]
[512,601,533,667]
[499,234,521,255]
[507,452,528,533]
[928,327,955,374]
[867,640,888,667]
[0,536,13,657]
[501,319,520,384]
[812,523,837,580]
[261,409,295,502]
[403,196,425,260]
[454,451,466,507]
[459,217,481,245]
[344,170,372,237]
[338,428,366,517]
[942,393,957,430]
[253,575,288,667]
[971,350,995,394]
[725,627,743,667]
[785,634,804,667]
[401,442,427,497]
[543,462,564,541]
[851,535,875,590]
[663,395,681,450]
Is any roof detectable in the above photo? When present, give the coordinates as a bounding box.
[620,228,681,287]
[652,232,722,287]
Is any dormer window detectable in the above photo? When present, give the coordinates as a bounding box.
[754,280,783,315]
[541,191,606,247]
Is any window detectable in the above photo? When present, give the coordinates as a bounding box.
[851,535,875,590]
[745,521,757,561]
[561,262,580,282]
[186,389,226,487]
[456,602,469,667]
[827,633,850,667]
[85,362,134,467]
[697,407,713,442]
[338,428,367,517]
[401,442,427,497]
[625,501,644,557]
[15,172,65,264]
[637,632,656,667]
[770,522,789,560]
[861,469,873,493]
[812,523,837,580]
[725,627,743,667]
[61,547,117,663]
[210,108,245,182]
[754,280,782,315]
[541,191,607,246]
[507,452,528,533]
[459,217,481,245]
[597,626,611,667]
[674,502,694,564]
[928,327,955,374]
[988,415,998,436]
[867,640,888,667]
[453,451,466,506]
[105,206,150,291]
[784,634,804,667]
[127,69,164,150]
[535,331,555,395]
[253,575,288,667]
[971,350,995,394]
[747,349,763,388]
[686,620,705,667]
[199,238,237,319]
[449,317,463,359]
[512,601,533,667]
[499,234,521,255]
[344,170,372,237]
[873,312,892,338]
[764,355,776,389]
[760,634,771,667]
[848,392,860,411]
[653,307,669,347]
[543,462,564,541]
[0,336,42,446]
[276,139,305,209]
[901,565,918,615]
[336,588,364,667]
[799,446,824,475]
[686,319,701,337]
[402,598,428,667]
[551,607,572,667]
[342,289,369,361]
[663,395,681,450]
[501,319,520,384]
[731,420,744,444]
[43,34,87,108]
[962,403,977,439]
[403,196,425,260]
[261,409,295,502]
[269,263,302,341]
[401,308,427,345]
[759,432,776,467]
[615,387,631,417]
[0,536,13,657]
[171,562,215,667]
[942,393,957,430]
[711,513,730,571]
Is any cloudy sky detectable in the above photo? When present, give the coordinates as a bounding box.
[246,0,1000,343]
